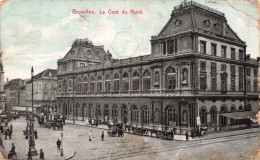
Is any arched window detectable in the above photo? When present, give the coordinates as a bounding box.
[143,70,151,91]
[182,68,188,84]
[104,104,109,121]
[210,106,217,124]
[77,78,82,93]
[112,105,118,122]
[166,66,176,89]
[114,73,120,91]
[245,104,252,111]
[105,74,111,92]
[122,72,129,91]
[142,106,150,124]
[122,104,128,123]
[83,77,88,93]
[230,105,236,112]
[166,106,176,126]
[132,71,140,90]
[97,75,102,92]
[82,103,87,117]
[90,76,95,92]
[220,105,227,126]
[238,105,243,111]
[200,107,207,125]
[132,105,138,123]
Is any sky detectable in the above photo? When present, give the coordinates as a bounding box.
[0,0,259,80]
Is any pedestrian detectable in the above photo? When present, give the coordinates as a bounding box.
[10,124,13,132]
[0,137,4,148]
[60,123,63,131]
[10,143,17,157]
[101,131,104,141]
[185,132,189,141]
[5,121,8,127]
[39,149,44,160]
[34,129,38,139]
[89,131,92,141]
[56,138,61,152]
[4,128,8,140]
[9,128,12,139]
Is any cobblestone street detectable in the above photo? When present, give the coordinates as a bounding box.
[0,117,259,160]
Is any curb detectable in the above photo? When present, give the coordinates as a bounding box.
[66,150,76,160]
[66,122,109,130]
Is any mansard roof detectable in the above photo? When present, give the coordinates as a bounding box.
[60,38,107,63]
[152,1,244,45]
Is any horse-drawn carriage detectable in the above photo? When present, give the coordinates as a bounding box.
[44,113,63,130]
[107,123,124,137]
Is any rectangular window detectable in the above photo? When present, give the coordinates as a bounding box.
[247,79,251,91]
[221,64,226,72]
[247,68,251,76]
[239,77,243,91]
[254,80,258,92]
[122,81,129,91]
[90,83,95,92]
[97,82,102,92]
[239,50,244,61]
[163,42,166,55]
[105,81,110,92]
[231,76,235,91]
[143,79,151,91]
[114,81,119,91]
[200,76,207,90]
[254,69,257,77]
[231,48,235,60]
[133,80,139,90]
[211,77,216,91]
[167,40,174,54]
[239,66,244,75]
[231,65,235,75]
[221,46,226,58]
[211,62,216,72]
[211,43,216,56]
[200,41,206,54]
[200,61,206,71]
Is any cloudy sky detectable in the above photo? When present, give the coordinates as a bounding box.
[0,0,258,80]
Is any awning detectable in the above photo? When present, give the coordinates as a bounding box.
[220,111,257,120]
[12,106,32,112]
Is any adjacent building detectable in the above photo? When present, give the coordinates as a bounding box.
[57,1,259,134]
[25,69,57,115]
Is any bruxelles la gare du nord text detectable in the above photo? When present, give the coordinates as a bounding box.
[72,9,143,14]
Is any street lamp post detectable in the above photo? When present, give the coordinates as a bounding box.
[27,67,38,160]
[60,132,64,156]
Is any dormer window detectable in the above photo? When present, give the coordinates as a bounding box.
[214,23,220,30]
[174,19,182,26]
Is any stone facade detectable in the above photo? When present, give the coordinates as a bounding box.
[57,1,259,133]
[0,62,5,112]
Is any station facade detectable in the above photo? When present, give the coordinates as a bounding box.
[57,1,259,133]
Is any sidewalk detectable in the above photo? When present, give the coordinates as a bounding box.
[66,119,109,130]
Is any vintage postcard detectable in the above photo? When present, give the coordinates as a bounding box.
[0,0,259,159]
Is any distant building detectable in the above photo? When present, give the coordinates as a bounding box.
[4,78,26,111]
[0,62,5,112]
[25,69,57,115]
[57,1,258,134]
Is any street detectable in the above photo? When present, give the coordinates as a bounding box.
[0,117,259,160]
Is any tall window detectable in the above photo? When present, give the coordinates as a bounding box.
[221,46,226,58]
[112,105,118,122]
[231,76,235,91]
[122,72,129,91]
[221,64,226,71]
[97,75,102,92]
[167,40,174,54]
[83,77,88,93]
[77,78,82,92]
[231,65,235,75]
[143,70,151,91]
[221,73,227,92]
[239,77,243,91]
[211,77,216,91]
[247,79,251,91]
[210,106,217,124]
[132,71,139,90]
[239,50,244,61]
[104,105,109,119]
[211,43,216,56]
[200,61,206,72]
[247,68,251,76]
[105,74,111,92]
[163,42,166,55]
[166,66,176,89]
[254,80,258,92]
[239,66,244,76]
[114,73,120,92]
[167,107,176,125]
[182,68,188,84]
[211,62,216,72]
[231,48,235,60]
[142,106,150,124]
[254,69,258,77]
[200,76,207,90]
[90,76,95,92]
[132,105,138,123]
[63,80,67,93]
[200,107,207,125]
[200,41,206,54]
